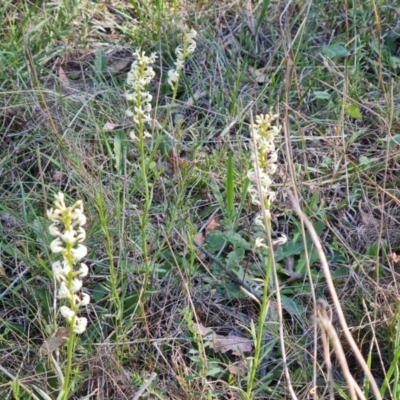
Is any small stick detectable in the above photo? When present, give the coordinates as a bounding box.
[132,372,157,400]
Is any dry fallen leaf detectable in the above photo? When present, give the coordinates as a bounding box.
[58,64,71,88]
[193,233,205,247]
[194,323,252,356]
[40,327,69,356]
[248,66,267,83]
[103,121,123,132]
[107,59,131,73]
[205,218,221,236]
[227,360,248,376]
[212,334,253,356]
[388,252,400,266]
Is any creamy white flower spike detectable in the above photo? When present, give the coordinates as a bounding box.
[48,192,90,334]
[125,49,157,129]
[248,112,281,210]
[168,27,197,88]
[248,113,287,250]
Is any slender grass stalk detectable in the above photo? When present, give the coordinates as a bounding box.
[226,152,234,215]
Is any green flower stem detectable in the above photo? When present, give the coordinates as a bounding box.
[246,213,273,399]
[62,241,76,400]
[137,94,152,310]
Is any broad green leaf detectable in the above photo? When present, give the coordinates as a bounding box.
[280,295,304,319]
[346,103,362,119]
[359,156,370,165]
[390,56,400,68]
[313,91,331,100]
[322,44,349,58]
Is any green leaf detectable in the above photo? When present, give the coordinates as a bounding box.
[227,232,250,250]
[331,266,348,280]
[280,295,304,319]
[359,156,370,165]
[322,44,349,58]
[226,248,245,268]
[206,365,225,377]
[296,247,319,275]
[274,241,304,262]
[313,221,325,236]
[390,56,400,68]
[346,103,362,119]
[313,91,331,100]
[378,134,400,149]
[255,0,271,35]
[206,231,225,252]
[226,152,234,213]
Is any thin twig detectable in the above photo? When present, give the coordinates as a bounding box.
[132,372,157,400]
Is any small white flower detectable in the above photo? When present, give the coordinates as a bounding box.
[255,237,268,250]
[58,282,72,299]
[125,92,137,102]
[48,224,61,237]
[78,263,89,277]
[187,43,196,54]
[72,213,86,228]
[71,244,88,262]
[52,260,71,281]
[272,235,288,246]
[73,317,88,334]
[129,131,138,141]
[76,292,90,307]
[60,305,75,321]
[71,278,83,293]
[75,227,86,242]
[53,192,66,210]
[168,69,179,87]
[50,238,64,254]
[254,214,265,228]
[61,229,76,244]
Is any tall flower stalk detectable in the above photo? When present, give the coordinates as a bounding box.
[125,50,157,307]
[47,192,90,400]
[246,113,285,397]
